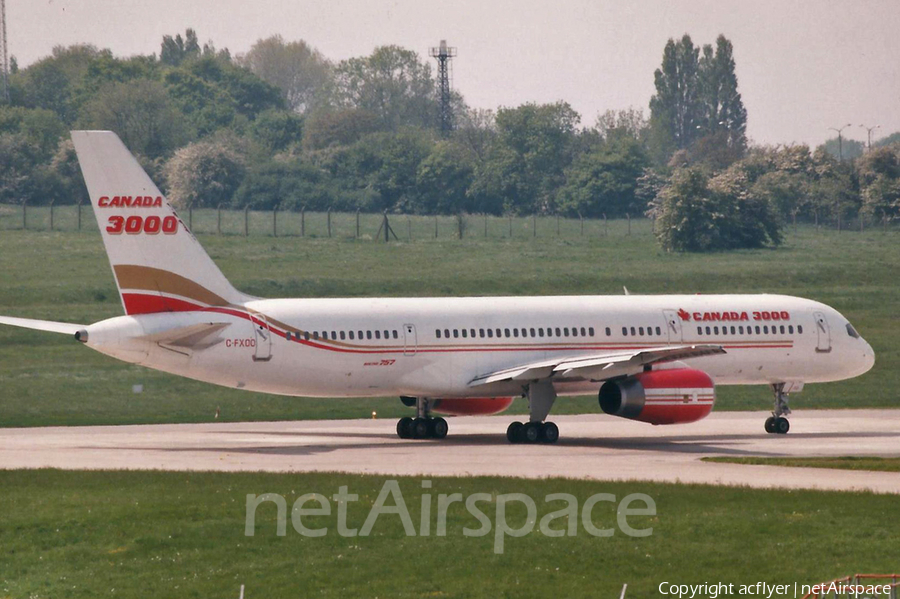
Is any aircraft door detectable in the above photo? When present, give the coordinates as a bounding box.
[403,324,417,356]
[663,309,684,343]
[813,311,832,353]
[253,314,273,362]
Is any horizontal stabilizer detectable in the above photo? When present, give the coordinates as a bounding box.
[146,322,231,354]
[0,316,85,336]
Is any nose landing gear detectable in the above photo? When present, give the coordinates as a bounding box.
[765,383,792,434]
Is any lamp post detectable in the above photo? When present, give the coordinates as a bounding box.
[828,123,853,161]
[859,124,880,152]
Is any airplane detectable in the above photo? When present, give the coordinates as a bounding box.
[0,131,875,443]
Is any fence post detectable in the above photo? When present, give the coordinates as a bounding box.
[814,209,818,230]
[273,205,278,237]
[860,213,864,233]
[408,215,412,241]
[484,213,488,238]
[884,211,888,232]
[327,208,332,237]
[301,207,306,237]
[603,213,608,236]
[579,212,583,236]
[244,206,249,237]
[49,200,55,231]
[356,209,360,239]
[557,214,560,236]
[627,213,631,236]
[188,206,193,231]
[434,215,438,239]
[22,201,27,230]
[533,214,536,238]
[384,212,390,243]
[837,212,841,233]
[458,213,464,240]
[77,200,83,231]
[217,204,223,235]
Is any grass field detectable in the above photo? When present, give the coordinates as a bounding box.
[703,457,900,472]
[0,469,896,598]
[0,207,898,427]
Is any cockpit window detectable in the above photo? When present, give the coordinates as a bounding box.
[846,323,860,339]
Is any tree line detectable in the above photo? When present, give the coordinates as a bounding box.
[1,29,898,251]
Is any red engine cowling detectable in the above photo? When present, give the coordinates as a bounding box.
[598,368,715,425]
[431,397,515,416]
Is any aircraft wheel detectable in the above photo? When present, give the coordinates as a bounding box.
[540,421,559,444]
[775,417,790,435]
[506,421,524,443]
[430,417,449,439]
[764,416,777,434]
[523,422,541,444]
[397,417,414,439]
[412,418,430,439]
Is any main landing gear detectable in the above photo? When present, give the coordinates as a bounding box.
[765,383,791,434]
[507,381,560,444]
[396,397,448,440]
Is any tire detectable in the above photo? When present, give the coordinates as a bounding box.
[412,418,430,439]
[523,422,541,444]
[397,417,413,439]
[775,417,790,434]
[506,421,524,443]
[764,416,777,434]
[430,417,449,439]
[540,421,559,444]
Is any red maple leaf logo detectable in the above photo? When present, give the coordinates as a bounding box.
[677,309,691,321]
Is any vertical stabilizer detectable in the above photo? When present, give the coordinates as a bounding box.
[71,130,249,315]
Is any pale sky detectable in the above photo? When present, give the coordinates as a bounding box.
[8,0,900,147]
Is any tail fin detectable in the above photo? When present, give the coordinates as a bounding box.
[71,131,249,315]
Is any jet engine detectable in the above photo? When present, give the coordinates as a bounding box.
[598,368,715,425]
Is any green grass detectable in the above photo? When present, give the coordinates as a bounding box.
[0,209,898,427]
[0,469,896,598]
[702,457,900,472]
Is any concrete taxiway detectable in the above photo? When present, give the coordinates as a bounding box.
[2,409,899,493]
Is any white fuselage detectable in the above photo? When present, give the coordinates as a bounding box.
[84,293,874,400]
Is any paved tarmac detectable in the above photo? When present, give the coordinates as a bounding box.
[2,409,899,493]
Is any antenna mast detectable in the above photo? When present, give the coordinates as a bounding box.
[429,40,456,137]
[0,0,9,103]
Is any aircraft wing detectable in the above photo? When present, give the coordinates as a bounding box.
[0,315,85,336]
[467,344,726,388]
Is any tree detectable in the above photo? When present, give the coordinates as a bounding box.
[858,146,900,221]
[163,134,247,208]
[250,109,304,152]
[415,141,475,214]
[469,102,580,214]
[302,108,381,150]
[820,136,864,161]
[649,34,747,163]
[330,46,437,131]
[11,45,104,124]
[239,36,331,113]
[79,79,189,159]
[653,167,781,252]
[160,29,201,67]
[557,136,649,217]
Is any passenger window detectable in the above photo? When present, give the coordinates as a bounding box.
[444,329,450,338]
[504,328,510,337]
[656,327,661,336]
[698,327,703,335]
[349,331,355,340]
[313,332,319,340]
[555,328,561,336]
[729,326,735,335]
[487,329,494,338]
[622,327,628,336]
[538,328,545,337]
[739,326,744,334]
[798,325,803,334]
[304,332,310,340]
[588,327,594,336]
[706,326,711,335]
[393,331,398,339]
[470,329,476,338]
[630,327,636,336]
[755,326,760,334]
[435,330,441,338]
[780,325,785,334]
[571,328,578,337]
[763,326,769,334]
[521,328,527,337]
[530,328,536,337]
[496,328,502,337]
[513,329,519,338]
[788,325,794,334]
[639,327,645,336]
[462,329,468,338]
[375,331,381,340]
[340,331,346,340]
[453,330,459,338]
[479,329,485,338]
[714,326,719,335]
[605,327,611,337]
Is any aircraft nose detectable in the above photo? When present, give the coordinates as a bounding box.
[860,340,875,374]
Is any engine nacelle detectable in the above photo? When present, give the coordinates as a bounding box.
[598,368,715,425]
[431,397,515,416]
